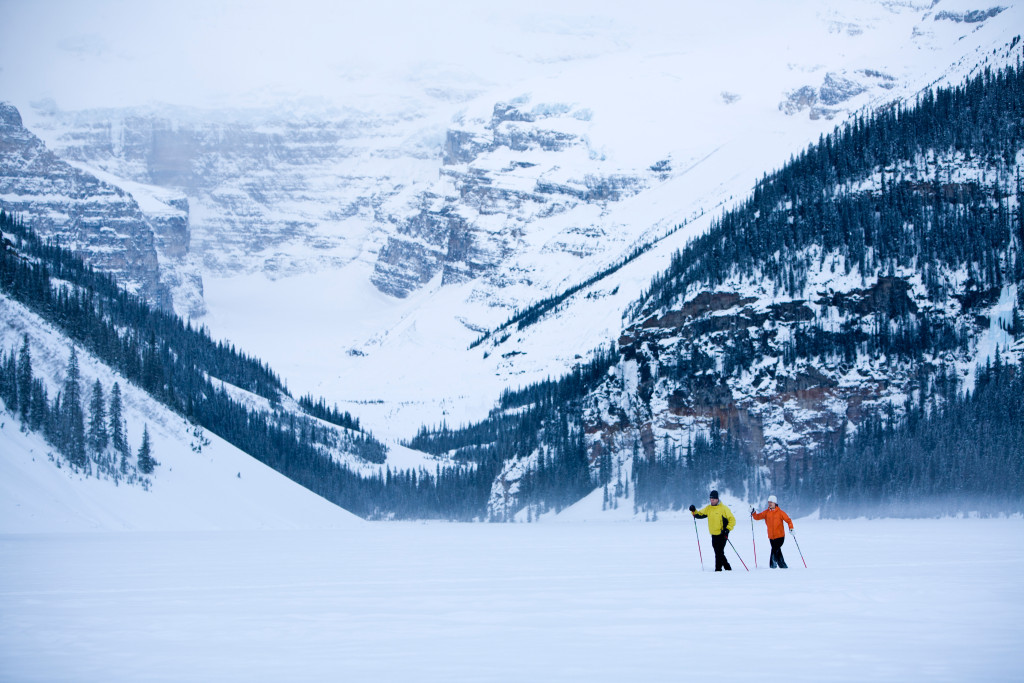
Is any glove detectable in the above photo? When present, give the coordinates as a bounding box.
[789,525,795,531]
[688,505,696,513]
[750,508,755,517]
[721,529,729,539]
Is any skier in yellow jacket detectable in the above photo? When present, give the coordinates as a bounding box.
[689,490,736,571]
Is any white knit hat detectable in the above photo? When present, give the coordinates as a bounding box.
[768,495,778,504]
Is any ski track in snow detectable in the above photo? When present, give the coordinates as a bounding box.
[1,519,1021,682]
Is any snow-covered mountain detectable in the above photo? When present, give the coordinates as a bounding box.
[475,50,1024,519]
[3,1,1024,524]
[13,1,1021,446]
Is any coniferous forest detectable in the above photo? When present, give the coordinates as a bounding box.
[624,62,1024,517]
[417,61,1024,519]
[3,61,1024,520]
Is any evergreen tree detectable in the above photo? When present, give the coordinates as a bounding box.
[108,382,128,462]
[137,424,156,475]
[29,379,48,432]
[88,379,108,455]
[61,347,87,469]
[16,335,32,424]
[0,346,15,413]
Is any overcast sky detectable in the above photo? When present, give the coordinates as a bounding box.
[0,0,666,113]
[4,0,1010,135]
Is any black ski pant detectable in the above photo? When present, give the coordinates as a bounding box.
[711,533,731,571]
[769,537,788,568]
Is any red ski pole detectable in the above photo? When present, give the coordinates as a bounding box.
[727,538,750,571]
[693,517,705,571]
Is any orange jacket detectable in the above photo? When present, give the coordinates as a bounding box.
[752,506,793,540]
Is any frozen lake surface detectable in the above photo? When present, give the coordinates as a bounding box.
[2,517,1022,682]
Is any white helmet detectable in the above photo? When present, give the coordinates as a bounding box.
[768,495,778,504]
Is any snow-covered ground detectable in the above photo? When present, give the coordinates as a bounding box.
[2,518,1021,682]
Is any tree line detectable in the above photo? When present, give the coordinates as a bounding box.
[631,357,1024,517]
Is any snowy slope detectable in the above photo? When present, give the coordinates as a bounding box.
[0,294,361,533]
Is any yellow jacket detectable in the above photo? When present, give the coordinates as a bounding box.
[693,502,736,535]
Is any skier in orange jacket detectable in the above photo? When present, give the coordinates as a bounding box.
[751,495,794,569]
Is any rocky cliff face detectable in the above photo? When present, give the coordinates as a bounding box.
[32,98,665,316]
[601,285,901,484]
[779,70,886,120]
[0,103,173,310]
[371,99,654,298]
[31,105,443,279]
